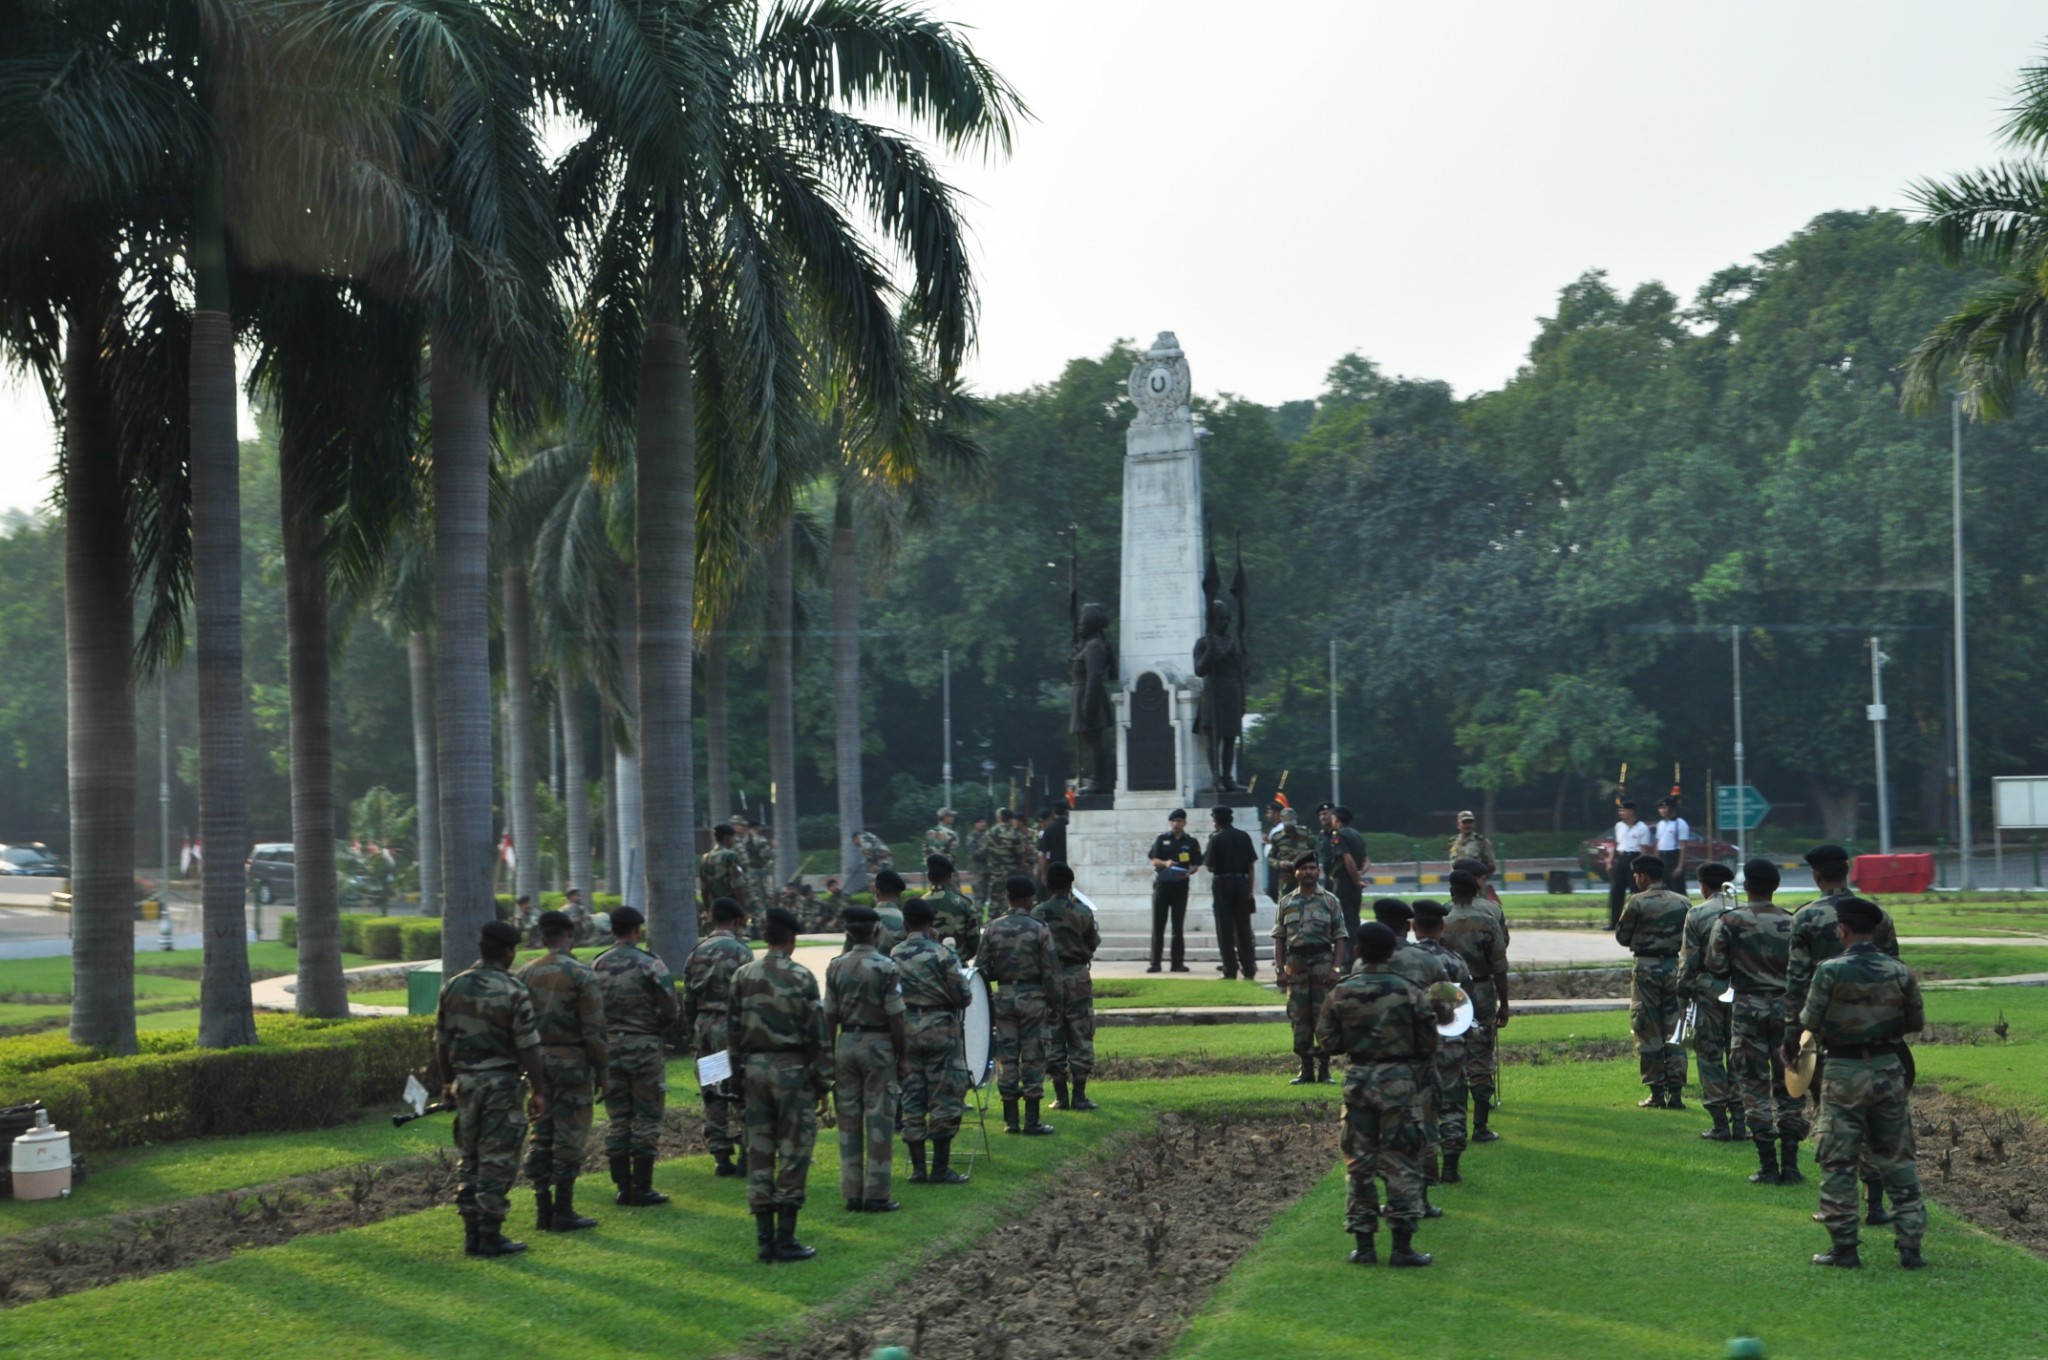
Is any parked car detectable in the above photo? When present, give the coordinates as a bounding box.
[245,843,370,906]
[0,843,68,878]
[1579,833,1739,883]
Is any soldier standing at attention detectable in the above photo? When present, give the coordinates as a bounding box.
[727,906,832,1263]
[1204,805,1262,982]
[1034,861,1101,1112]
[700,823,750,919]
[919,854,982,964]
[1796,895,1928,1270]
[1412,900,1475,1183]
[1607,801,1653,929]
[1317,921,1444,1269]
[436,920,549,1258]
[891,896,972,1185]
[982,810,1016,898]
[1440,870,1510,1144]
[1273,854,1346,1085]
[981,874,1062,1135]
[593,905,681,1207]
[1373,897,1448,1218]
[1265,800,1315,905]
[684,896,755,1178]
[825,906,907,1213]
[965,816,992,903]
[867,869,907,954]
[1679,863,1742,1141]
[1446,811,1497,878]
[1324,805,1371,943]
[1705,859,1808,1186]
[923,808,959,864]
[1146,808,1203,973]
[562,887,595,945]
[736,816,774,914]
[854,827,894,884]
[517,911,608,1233]
[1616,854,1693,1110]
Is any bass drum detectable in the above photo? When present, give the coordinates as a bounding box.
[960,966,995,1089]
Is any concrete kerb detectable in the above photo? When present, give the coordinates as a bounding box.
[250,960,425,1018]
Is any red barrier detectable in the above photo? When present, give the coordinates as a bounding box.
[1851,853,1936,895]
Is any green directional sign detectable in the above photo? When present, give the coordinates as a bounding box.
[1716,784,1771,832]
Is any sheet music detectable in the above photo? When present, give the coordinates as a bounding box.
[403,1073,429,1116]
[696,1050,733,1088]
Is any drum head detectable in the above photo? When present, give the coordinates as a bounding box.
[1435,984,1475,1038]
[961,967,995,1088]
[1718,984,1736,1004]
[1783,1029,1821,1098]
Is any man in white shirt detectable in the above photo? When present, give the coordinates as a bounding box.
[1653,797,1692,894]
[1607,801,1653,929]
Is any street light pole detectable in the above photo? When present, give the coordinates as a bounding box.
[1731,625,1746,868]
[941,647,953,811]
[1869,636,1891,854]
[1327,638,1340,805]
[1953,394,1975,888]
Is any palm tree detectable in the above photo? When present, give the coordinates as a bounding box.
[373,530,439,916]
[1906,53,2048,416]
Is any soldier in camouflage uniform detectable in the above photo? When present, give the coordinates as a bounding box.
[868,869,907,954]
[1413,900,1475,1182]
[593,905,681,1207]
[819,879,850,933]
[562,888,597,947]
[922,809,959,864]
[1446,811,1498,877]
[1705,858,1810,1185]
[891,896,972,1184]
[517,911,608,1233]
[684,896,756,1177]
[699,823,751,922]
[726,906,832,1263]
[1679,863,1742,1141]
[1796,894,1928,1270]
[965,817,991,904]
[854,828,894,883]
[980,873,1062,1135]
[825,905,907,1212]
[1272,854,1347,1085]
[1615,855,1692,1110]
[1372,897,1448,1217]
[735,816,775,913]
[1318,921,1442,1268]
[435,920,549,1258]
[1033,862,1100,1112]
[985,809,1027,891]
[1440,869,1511,1144]
[917,854,981,964]
[1264,802,1316,904]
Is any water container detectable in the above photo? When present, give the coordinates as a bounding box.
[10,1109,72,1200]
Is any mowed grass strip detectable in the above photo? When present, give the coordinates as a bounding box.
[1174,1059,2048,1360]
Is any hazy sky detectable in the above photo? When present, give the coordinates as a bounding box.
[3,0,2042,513]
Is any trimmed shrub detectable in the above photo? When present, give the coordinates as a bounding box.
[400,918,441,961]
[337,915,365,954]
[361,918,405,961]
[280,913,297,948]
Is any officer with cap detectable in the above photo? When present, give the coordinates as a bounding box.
[517,910,608,1231]
[1146,808,1203,972]
[728,905,832,1262]
[825,905,907,1212]
[1447,811,1496,877]
[891,895,972,1184]
[436,920,549,1257]
[593,904,681,1206]
[683,896,756,1176]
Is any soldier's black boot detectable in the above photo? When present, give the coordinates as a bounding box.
[1471,1095,1499,1143]
[1664,1086,1686,1111]
[1289,1056,1314,1085]
[631,1153,671,1205]
[533,1180,555,1232]
[1864,1178,1893,1225]
[1389,1226,1433,1267]
[463,1213,480,1256]
[1898,1244,1928,1270]
[930,1138,970,1185]
[1051,1077,1069,1110]
[772,1207,816,1262]
[863,1197,902,1213]
[1421,1187,1443,1220]
[1637,1086,1667,1109]
[713,1148,742,1178]
[1811,1243,1861,1269]
[610,1154,633,1205]
[1001,1097,1021,1133]
[1701,1108,1732,1141]
[906,1140,929,1183]
[474,1221,529,1257]
[1777,1137,1804,1184]
[1748,1138,1780,1184]
[551,1178,598,1231]
[1347,1232,1376,1265]
[1730,1110,1748,1140]
[1070,1077,1098,1111]
[754,1210,776,1263]
[1022,1099,1056,1135]
[1439,1152,1462,1184]
[1316,1056,1334,1085]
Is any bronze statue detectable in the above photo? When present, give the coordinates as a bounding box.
[1194,598,1247,792]
[1069,602,1115,794]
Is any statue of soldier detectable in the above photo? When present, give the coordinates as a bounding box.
[1069,603,1115,794]
[1193,598,1247,792]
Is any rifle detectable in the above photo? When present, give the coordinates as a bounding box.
[392,1102,451,1128]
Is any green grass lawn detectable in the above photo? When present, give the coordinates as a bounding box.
[1494,890,2048,938]
[1093,976,1277,1009]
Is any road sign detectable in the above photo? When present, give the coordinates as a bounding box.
[1716,784,1771,832]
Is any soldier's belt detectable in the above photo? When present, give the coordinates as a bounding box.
[1632,950,1679,959]
[540,1042,590,1053]
[842,1023,893,1033]
[693,1004,728,1012]
[1824,1043,1897,1060]
[905,1005,958,1014]
[742,1046,810,1056]
[994,979,1045,989]
[454,1063,521,1076]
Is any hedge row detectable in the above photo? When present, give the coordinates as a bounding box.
[279,892,634,957]
[0,1016,432,1150]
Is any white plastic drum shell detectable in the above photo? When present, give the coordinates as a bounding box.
[11,1121,71,1201]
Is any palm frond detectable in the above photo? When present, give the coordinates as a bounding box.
[1902,274,2048,418]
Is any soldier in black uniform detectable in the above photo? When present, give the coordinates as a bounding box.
[1203,806,1260,982]
[1145,809,1202,973]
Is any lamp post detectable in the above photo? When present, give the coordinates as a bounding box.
[941,648,953,811]
[1869,637,1891,854]
[1327,638,1340,805]
[1731,625,1746,868]
[1953,394,1975,888]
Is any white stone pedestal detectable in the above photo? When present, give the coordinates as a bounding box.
[1068,795,1264,961]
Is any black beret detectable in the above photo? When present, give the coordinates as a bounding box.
[1169,808,1187,820]
[1413,900,1449,923]
[903,898,936,927]
[764,906,803,935]
[843,905,880,925]
[610,905,645,932]
[1315,801,1335,813]
[1355,920,1398,960]
[1632,855,1665,876]
[480,920,521,949]
[1836,896,1884,932]
[711,896,746,923]
[536,910,574,935]
[874,869,906,894]
[1292,851,1318,869]
[1804,843,1851,868]
[926,854,954,877]
[1005,874,1037,901]
[1372,898,1415,922]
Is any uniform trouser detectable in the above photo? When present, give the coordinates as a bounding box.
[1211,875,1258,978]
[603,1034,667,1158]
[1464,980,1498,1099]
[1047,963,1096,1081]
[1283,959,1337,1058]
[1629,956,1688,1089]
[693,1011,742,1154]
[1815,1055,1926,1251]
[1607,853,1637,928]
[1335,882,1363,945]
[1151,880,1190,968]
[1433,1039,1469,1154]
[1692,996,1735,1112]
[901,1011,968,1142]
[1729,999,1810,1140]
[523,1048,595,1182]
[454,1070,526,1223]
[1342,1060,1428,1234]
[741,1051,820,1212]
[834,1032,899,1201]
[993,984,1049,1100]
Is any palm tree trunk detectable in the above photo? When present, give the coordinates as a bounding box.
[765,527,801,887]
[503,565,540,907]
[703,627,731,828]
[431,337,496,972]
[408,630,440,915]
[831,484,864,882]
[278,420,346,1017]
[601,714,619,894]
[64,310,138,1054]
[560,670,591,897]
[613,572,644,912]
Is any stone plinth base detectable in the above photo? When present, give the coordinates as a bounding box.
[1066,793,1264,956]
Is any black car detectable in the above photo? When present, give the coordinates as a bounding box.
[245,842,370,905]
[0,843,68,878]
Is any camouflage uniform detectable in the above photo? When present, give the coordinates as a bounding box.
[740,829,776,914]
[890,933,970,1142]
[965,826,992,900]
[1439,902,1508,1108]
[1271,887,1347,1063]
[1784,892,1900,1030]
[979,905,1060,1102]
[1677,890,1739,1119]
[593,939,681,1159]
[1705,902,1809,1141]
[1446,831,1498,877]
[856,831,894,878]
[1317,963,1438,1236]
[818,887,850,933]
[918,883,982,964]
[516,945,608,1183]
[726,950,832,1211]
[699,845,749,913]
[1416,939,1474,1155]
[1265,819,1316,900]
[824,942,905,1204]
[1616,887,1692,1094]
[922,821,960,863]
[683,930,756,1158]
[1033,892,1100,1088]
[985,821,1029,888]
[436,959,540,1225]
[1801,943,1927,1258]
